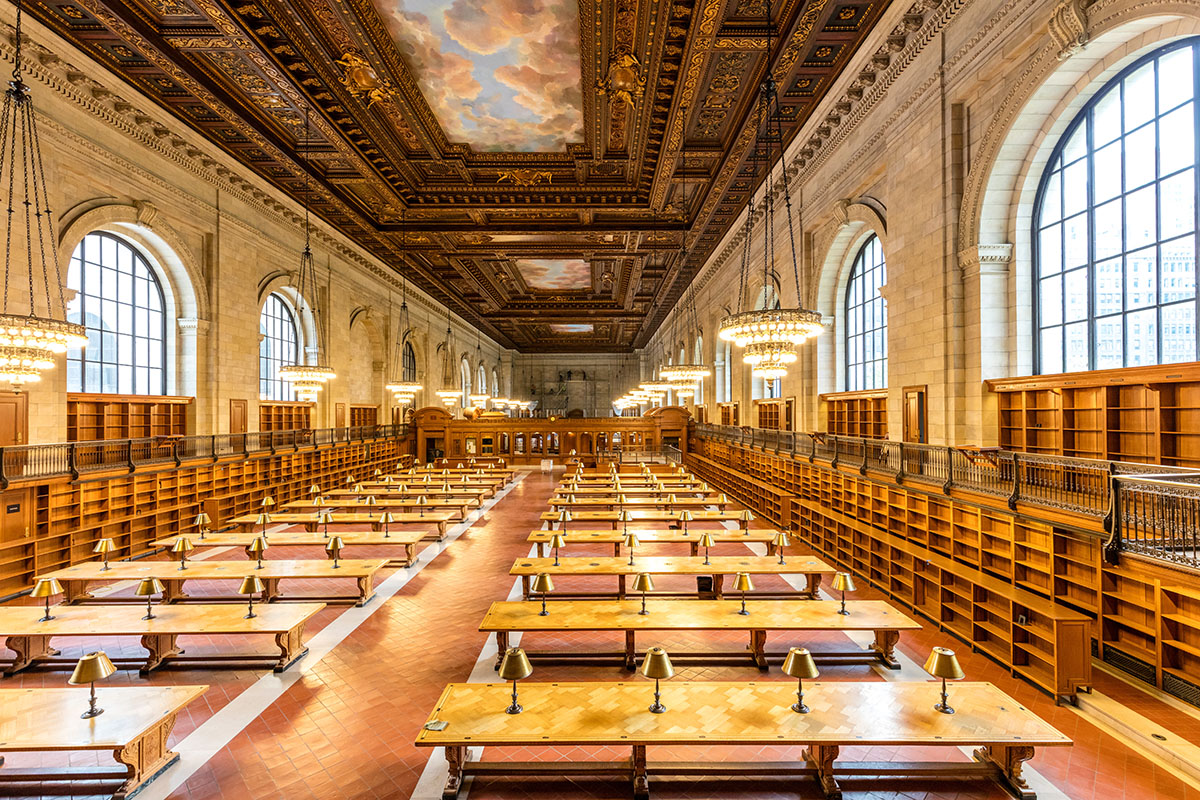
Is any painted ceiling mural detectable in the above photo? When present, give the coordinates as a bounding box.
[516,259,591,291]
[550,324,594,333]
[372,0,584,151]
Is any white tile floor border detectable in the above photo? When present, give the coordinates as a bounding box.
[133,471,530,800]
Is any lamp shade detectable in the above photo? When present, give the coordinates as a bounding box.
[193,512,211,526]
[832,572,856,592]
[677,510,694,522]
[93,538,116,556]
[923,646,964,680]
[441,483,453,492]
[732,572,754,592]
[697,532,715,547]
[316,511,335,524]
[624,533,640,549]
[378,512,397,524]
[772,532,790,548]
[261,496,275,508]
[632,573,654,593]
[30,577,62,598]
[255,512,272,525]
[739,510,755,522]
[247,537,269,557]
[352,484,364,493]
[134,577,165,597]
[556,510,573,523]
[312,496,326,506]
[238,575,266,595]
[69,651,116,685]
[309,484,321,495]
[782,647,819,680]
[617,510,636,522]
[498,647,533,681]
[326,536,345,555]
[641,646,674,680]
[415,496,428,506]
[363,496,378,506]
[170,537,194,556]
[617,494,629,504]
[549,534,567,550]
[668,494,678,504]
[531,573,554,594]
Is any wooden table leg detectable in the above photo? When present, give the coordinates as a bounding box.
[274,624,308,672]
[871,630,902,669]
[112,711,182,800]
[405,544,415,566]
[613,543,621,557]
[442,745,467,800]
[625,630,636,670]
[805,572,822,600]
[713,573,724,599]
[750,630,768,670]
[802,744,841,799]
[618,574,627,600]
[160,579,187,603]
[631,744,649,800]
[63,580,93,604]
[974,744,1036,799]
[261,578,281,603]
[538,542,547,558]
[304,522,317,532]
[689,541,698,557]
[437,521,448,540]
[521,575,531,599]
[139,633,181,674]
[494,632,509,669]
[3,634,53,674]
[356,577,373,606]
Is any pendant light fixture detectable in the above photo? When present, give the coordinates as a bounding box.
[717,1,823,378]
[434,308,459,407]
[385,217,422,405]
[0,0,87,387]
[279,110,335,400]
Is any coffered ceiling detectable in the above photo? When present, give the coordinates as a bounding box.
[28,0,894,351]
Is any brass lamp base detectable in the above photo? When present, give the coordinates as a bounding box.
[80,706,104,719]
[934,702,955,714]
[791,701,810,714]
[648,701,666,714]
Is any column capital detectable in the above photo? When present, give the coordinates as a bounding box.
[958,243,1013,279]
[177,317,210,335]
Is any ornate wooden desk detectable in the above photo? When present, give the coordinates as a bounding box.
[154,530,429,567]
[38,558,389,606]
[231,511,453,538]
[0,602,323,674]
[551,488,718,498]
[285,497,472,520]
[540,509,751,530]
[480,599,919,669]
[416,681,1071,800]
[527,528,779,557]
[548,497,728,511]
[0,685,207,799]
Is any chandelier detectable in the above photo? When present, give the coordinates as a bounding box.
[0,1,87,386]
[278,110,336,397]
[435,390,459,407]
[716,7,823,379]
[385,217,422,405]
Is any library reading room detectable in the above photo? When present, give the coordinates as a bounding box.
[1,0,1200,797]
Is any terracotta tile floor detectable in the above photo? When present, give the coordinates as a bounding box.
[2,470,1198,799]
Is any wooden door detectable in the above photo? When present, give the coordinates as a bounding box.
[0,393,28,446]
[903,386,927,443]
[0,488,31,544]
[229,399,247,434]
[335,403,346,428]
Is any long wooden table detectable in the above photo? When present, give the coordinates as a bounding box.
[417,681,1071,800]
[285,497,474,519]
[410,467,516,485]
[527,528,779,557]
[154,530,429,567]
[0,685,207,799]
[38,559,389,606]
[231,511,453,538]
[480,599,919,670]
[0,602,323,674]
[366,477,505,492]
[549,497,727,511]
[328,485,494,501]
[540,509,750,530]
[563,480,703,489]
[510,555,834,599]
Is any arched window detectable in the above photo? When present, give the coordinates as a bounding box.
[259,293,298,401]
[460,356,471,407]
[491,367,499,397]
[1035,39,1200,372]
[477,364,487,396]
[66,232,167,394]
[845,234,887,390]
[716,340,731,403]
[694,336,705,404]
[402,341,417,382]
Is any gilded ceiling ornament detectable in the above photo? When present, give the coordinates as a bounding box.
[597,49,646,109]
[337,51,393,107]
[496,169,553,187]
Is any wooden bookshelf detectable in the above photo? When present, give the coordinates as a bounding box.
[686,433,1200,705]
[988,364,1200,466]
[718,403,739,426]
[755,400,793,431]
[66,394,190,442]
[349,405,379,427]
[259,402,313,432]
[821,390,887,439]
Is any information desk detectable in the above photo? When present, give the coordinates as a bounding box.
[510,555,834,599]
[480,599,919,669]
[38,559,389,606]
[285,497,473,519]
[0,602,323,674]
[154,530,429,567]
[230,511,453,538]
[0,685,207,800]
[527,528,779,557]
[540,510,751,530]
[416,681,1071,800]
[548,497,727,511]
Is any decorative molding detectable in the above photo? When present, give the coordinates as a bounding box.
[1049,0,1092,60]
[957,243,1014,278]
[177,317,210,335]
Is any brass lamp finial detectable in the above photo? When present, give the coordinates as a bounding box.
[641,646,674,713]
[69,651,117,719]
[498,647,533,714]
[782,647,819,713]
[923,647,964,714]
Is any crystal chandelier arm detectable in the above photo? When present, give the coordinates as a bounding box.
[28,87,67,319]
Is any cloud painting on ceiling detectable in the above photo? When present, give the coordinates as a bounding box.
[549,324,593,333]
[373,0,583,151]
[516,259,591,291]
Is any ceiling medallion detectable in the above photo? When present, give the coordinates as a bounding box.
[336,51,395,107]
[496,169,553,187]
[0,0,87,387]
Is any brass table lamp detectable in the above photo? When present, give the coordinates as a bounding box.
[642,646,674,714]
[677,508,693,538]
[352,483,365,493]
[69,651,117,719]
[782,647,819,713]
[697,531,714,565]
[624,532,640,565]
[326,536,344,568]
[260,496,275,514]
[739,509,755,533]
[499,647,533,714]
[924,646,964,714]
[378,511,397,538]
[93,537,116,571]
[239,574,265,619]
[256,512,272,537]
[171,536,194,571]
[135,576,165,620]
[772,531,790,565]
[416,495,428,517]
[531,572,554,616]
[617,493,628,511]
[248,536,269,569]
[549,534,567,566]
[832,572,856,615]
[316,510,334,538]
[733,572,754,615]
[309,483,321,498]
[193,512,211,539]
[31,577,62,622]
[618,510,635,536]
[363,495,378,506]
[555,509,572,535]
[633,573,654,615]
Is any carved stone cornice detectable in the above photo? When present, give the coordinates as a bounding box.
[957,243,1014,279]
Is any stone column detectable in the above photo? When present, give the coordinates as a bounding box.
[177,317,210,433]
[958,244,1013,446]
